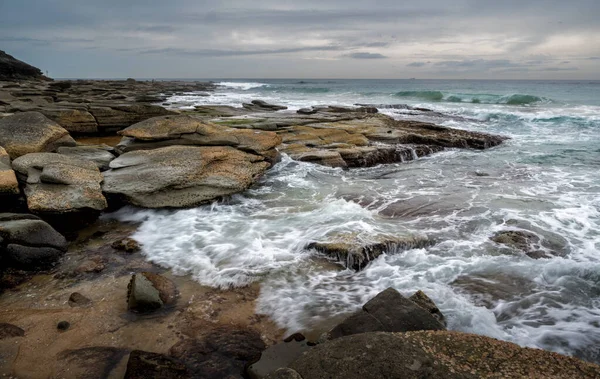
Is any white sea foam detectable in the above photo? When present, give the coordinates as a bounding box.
[216,81,268,90]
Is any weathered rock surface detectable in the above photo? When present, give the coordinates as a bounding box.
[124,350,189,379]
[68,292,92,307]
[243,100,288,112]
[287,331,600,379]
[306,233,432,271]
[246,335,312,379]
[409,290,447,327]
[0,213,67,270]
[0,50,44,80]
[127,272,177,313]
[115,115,281,163]
[0,323,25,339]
[56,145,116,171]
[0,112,76,159]
[0,146,19,207]
[169,327,266,379]
[11,153,107,224]
[103,145,271,208]
[56,346,129,379]
[328,288,445,340]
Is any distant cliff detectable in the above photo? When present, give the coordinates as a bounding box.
[0,50,45,80]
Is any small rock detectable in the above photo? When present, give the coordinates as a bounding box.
[409,290,447,327]
[111,238,141,253]
[127,272,177,313]
[75,256,106,273]
[57,321,70,331]
[0,322,25,339]
[68,292,92,307]
[124,350,189,379]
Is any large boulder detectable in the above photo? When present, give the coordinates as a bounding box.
[328,288,445,340]
[115,115,281,163]
[11,153,107,227]
[0,50,44,80]
[0,112,76,159]
[0,213,67,270]
[287,331,600,379]
[103,145,271,208]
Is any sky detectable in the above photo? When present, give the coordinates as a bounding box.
[1,0,599,79]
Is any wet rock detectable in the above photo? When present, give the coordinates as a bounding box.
[0,50,44,80]
[328,288,445,340]
[409,290,446,327]
[75,256,106,273]
[491,229,563,259]
[0,323,25,339]
[11,153,107,227]
[103,146,271,208]
[246,334,313,379]
[127,272,177,313]
[306,233,432,271]
[124,350,189,379]
[287,331,600,379]
[112,237,141,253]
[57,145,116,171]
[451,273,536,308]
[115,115,281,163]
[243,100,288,112]
[57,346,129,379]
[0,213,67,270]
[170,327,265,379]
[68,292,92,307]
[264,368,303,379]
[57,321,70,331]
[0,111,76,159]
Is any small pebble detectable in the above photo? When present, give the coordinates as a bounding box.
[57,321,70,331]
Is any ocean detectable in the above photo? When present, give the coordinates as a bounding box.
[111,79,600,363]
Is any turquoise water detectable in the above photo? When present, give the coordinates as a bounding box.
[118,79,600,363]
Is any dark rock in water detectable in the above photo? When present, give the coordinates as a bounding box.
[112,237,141,253]
[57,346,129,379]
[246,334,313,379]
[124,350,189,379]
[0,213,67,270]
[306,233,432,271]
[243,100,287,112]
[328,288,445,340]
[0,111,76,159]
[0,50,44,80]
[451,273,536,308]
[103,145,273,209]
[170,327,265,379]
[0,322,25,339]
[491,229,564,259]
[127,272,177,313]
[286,331,600,379]
[57,321,70,331]
[68,292,92,307]
[409,290,446,327]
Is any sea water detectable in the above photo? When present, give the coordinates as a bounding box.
[112,79,600,363]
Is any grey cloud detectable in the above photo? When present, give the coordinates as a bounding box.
[343,52,388,59]
[140,45,346,57]
[407,62,428,67]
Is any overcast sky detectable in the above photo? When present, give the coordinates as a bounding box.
[1,0,599,79]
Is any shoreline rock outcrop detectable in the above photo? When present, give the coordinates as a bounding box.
[0,51,45,81]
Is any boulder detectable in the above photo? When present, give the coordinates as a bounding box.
[57,145,116,171]
[12,153,107,226]
[0,323,25,339]
[287,331,600,379]
[169,327,266,379]
[124,350,189,379]
[243,100,288,112]
[40,108,98,134]
[0,213,67,270]
[409,290,446,327]
[103,145,271,208]
[127,272,177,313]
[115,115,281,163]
[0,146,19,206]
[0,111,76,159]
[307,233,432,271]
[328,288,445,340]
[0,50,44,80]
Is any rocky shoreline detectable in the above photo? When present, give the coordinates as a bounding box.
[1,52,598,378]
